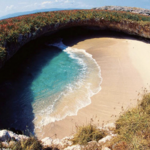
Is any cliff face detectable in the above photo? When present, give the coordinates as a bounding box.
[2,19,150,68]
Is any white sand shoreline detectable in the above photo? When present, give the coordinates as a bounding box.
[36,34,150,139]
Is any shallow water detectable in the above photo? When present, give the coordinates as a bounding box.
[0,41,102,135]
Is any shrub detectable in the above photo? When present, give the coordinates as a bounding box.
[0,9,150,63]
[71,124,107,145]
[10,137,43,150]
[109,90,150,149]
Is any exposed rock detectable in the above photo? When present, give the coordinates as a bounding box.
[0,130,28,142]
[60,136,73,147]
[98,123,116,132]
[52,138,61,145]
[102,147,111,150]
[86,141,99,149]
[41,136,73,149]
[88,140,97,145]
[64,145,81,150]
[93,6,150,16]
[98,135,116,144]
[40,123,116,149]
[1,141,9,148]
[41,137,53,146]
[104,123,116,129]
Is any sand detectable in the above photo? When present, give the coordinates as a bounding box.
[36,33,150,139]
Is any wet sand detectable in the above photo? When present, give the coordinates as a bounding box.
[36,34,150,139]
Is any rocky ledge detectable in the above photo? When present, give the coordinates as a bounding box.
[93,6,150,16]
[0,123,116,150]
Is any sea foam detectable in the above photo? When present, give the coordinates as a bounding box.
[33,41,102,135]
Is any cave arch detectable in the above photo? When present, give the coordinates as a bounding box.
[2,19,149,68]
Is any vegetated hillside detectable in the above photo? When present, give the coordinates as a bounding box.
[1,9,150,67]
[0,8,78,20]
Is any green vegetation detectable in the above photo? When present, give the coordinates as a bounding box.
[1,9,150,64]
[1,9,150,150]
[108,89,150,149]
[71,124,107,145]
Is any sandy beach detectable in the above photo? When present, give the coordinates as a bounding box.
[36,33,150,139]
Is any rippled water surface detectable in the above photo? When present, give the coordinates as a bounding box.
[0,41,101,135]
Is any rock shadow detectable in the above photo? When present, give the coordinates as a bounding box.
[0,38,62,135]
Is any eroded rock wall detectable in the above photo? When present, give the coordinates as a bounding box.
[2,18,150,68]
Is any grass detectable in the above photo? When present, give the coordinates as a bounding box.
[107,89,150,149]
[82,142,102,150]
[71,124,107,145]
[0,136,59,150]
[10,137,43,150]
[1,90,150,149]
[0,142,2,150]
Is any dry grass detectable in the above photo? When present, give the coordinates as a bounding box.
[71,124,107,145]
[2,90,150,150]
[108,89,150,149]
[0,136,59,150]
[81,142,102,150]
[10,137,43,150]
[0,142,2,150]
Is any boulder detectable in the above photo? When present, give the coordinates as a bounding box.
[60,136,73,147]
[0,130,28,142]
[98,135,113,144]
[102,147,111,150]
[98,134,117,144]
[64,145,81,150]
[52,138,60,145]
[41,137,53,146]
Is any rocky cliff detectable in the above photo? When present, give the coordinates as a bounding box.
[93,6,150,16]
[1,9,150,68]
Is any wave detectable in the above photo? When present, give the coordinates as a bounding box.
[33,40,102,135]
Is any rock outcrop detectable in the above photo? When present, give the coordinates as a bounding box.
[0,130,29,149]
[1,9,150,68]
[93,6,150,16]
[41,123,116,149]
[0,123,115,149]
[0,130,28,142]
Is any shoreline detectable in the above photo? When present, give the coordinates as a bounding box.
[36,33,150,139]
[33,41,102,133]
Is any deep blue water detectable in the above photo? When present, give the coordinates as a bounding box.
[0,41,101,136]
[0,45,84,134]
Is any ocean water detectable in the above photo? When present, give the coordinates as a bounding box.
[0,41,102,135]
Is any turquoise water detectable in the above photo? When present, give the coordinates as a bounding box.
[0,41,101,135]
[31,46,84,106]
